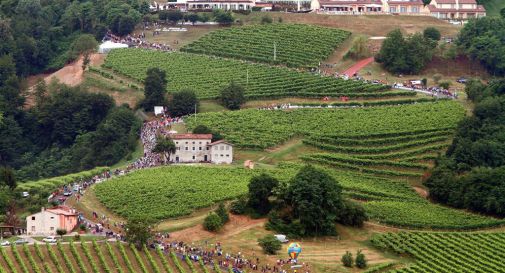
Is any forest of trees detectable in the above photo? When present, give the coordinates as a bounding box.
[458,16,505,76]
[0,0,148,181]
[425,79,505,216]
[0,0,149,76]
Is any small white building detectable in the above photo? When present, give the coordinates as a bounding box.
[170,134,233,164]
[26,206,78,236]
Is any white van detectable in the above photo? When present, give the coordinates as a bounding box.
[274,234,289,243]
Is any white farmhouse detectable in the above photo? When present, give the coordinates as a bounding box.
[170,134,233,164]
[26,206,78,236]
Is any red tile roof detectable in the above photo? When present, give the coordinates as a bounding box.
[47,206,77,216]
[208,140,234,146]
[170,134,213,140]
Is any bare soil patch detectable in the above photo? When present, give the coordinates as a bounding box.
[168,214,266,242]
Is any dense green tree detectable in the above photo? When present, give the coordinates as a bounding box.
[203,212,222,232]
[422,0,431,6]
[214,10,234,25]
[56,228,67,238]
[152,136,176,163]
[186,13,199,25]
[220,81,245,110]
[258,234,281,254]
[355,250,367,269]
[501,7,505,19]
[426,80,505,216]
[247,173,279,215]
[341,251,353,267]
[458,17,505,76]
[376,29,434,74]
[338,200,367,227]
[423,27,441,41]
[167,89,199,116]
[346,35,370,60]
[284,165,343,236]
[0,167,16,190]
[125,218,154,250]
[141,67,167,111]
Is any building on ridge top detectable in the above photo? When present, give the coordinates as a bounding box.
[310,0,485,19]
[169,133,234,164]
[427,0,485,20]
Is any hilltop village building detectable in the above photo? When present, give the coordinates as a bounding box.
[150,0,484,19]
[26,206,78,236]
[310,0,485,19]
[170,134,234,164]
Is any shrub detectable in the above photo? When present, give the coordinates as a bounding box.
[341,251,353,267]
[261,15,273,24]
[258,234,282,254]
[216,202,230,224]
[338,200,368,227]
[230,196,248,214]
[356,250,367,268]
[203,212,223,232]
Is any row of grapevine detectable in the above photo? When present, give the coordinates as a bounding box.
[185,101,464,149]
[181,24,350,68]
[103,49,403,100]
[372,232,505,272]
[0,242,217,273]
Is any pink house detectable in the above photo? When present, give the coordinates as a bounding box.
[26,206,78,235]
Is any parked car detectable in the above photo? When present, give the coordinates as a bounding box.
[42,236,57,243]
[457,77,468,84]
[155,243,165,251]
[14,239,29,245]
[63,191,73,196]
[0,241,10,246]
[22,191,29,197]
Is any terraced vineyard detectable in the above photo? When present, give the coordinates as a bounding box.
[372,232,505,272]
[94,166,294,220]
[181,24,350,68]
[103,49,401,100]
[0,241,211,273]
[186,101,465,149]
[301,128,453,177]
[93,164,504,229]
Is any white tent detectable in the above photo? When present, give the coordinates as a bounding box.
[98,41,128,54]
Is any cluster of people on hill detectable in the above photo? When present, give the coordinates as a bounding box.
[104,31,172,51]
[155,240,310,273]
[393,82,458,98]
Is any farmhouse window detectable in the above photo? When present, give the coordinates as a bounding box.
[192,156,195,160]
[185,147,188,151]
[199,147,202,150]
[32,216,35,220]
[193,147,195,150]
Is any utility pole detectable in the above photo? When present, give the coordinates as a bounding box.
[273,42,277,61]
[194,104,197,124]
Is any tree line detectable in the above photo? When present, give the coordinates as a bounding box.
[0,0,150,77]
[425,79,505,216]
